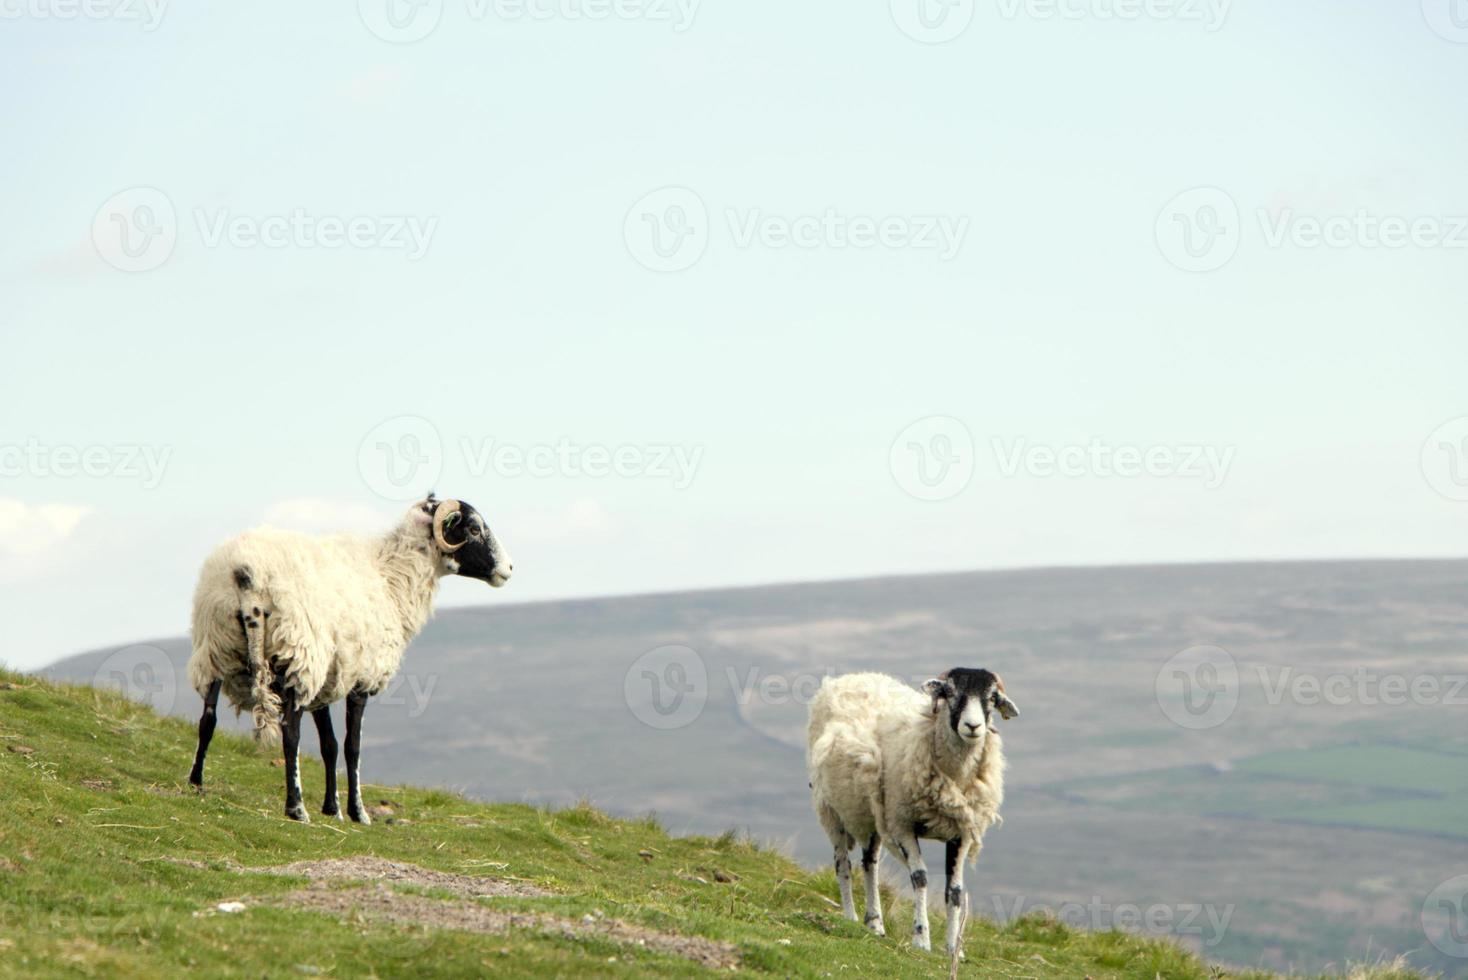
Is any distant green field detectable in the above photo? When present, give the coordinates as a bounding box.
[1057,743,1468,841]
[1236,745,1468,794]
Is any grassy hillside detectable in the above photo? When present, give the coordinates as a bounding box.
[0,668,1428,979]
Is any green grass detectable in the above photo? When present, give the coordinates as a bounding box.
[0,668,1431,979]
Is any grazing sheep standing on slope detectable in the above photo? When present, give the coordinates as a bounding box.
[807,669,1019,956]
[185,495,512,823]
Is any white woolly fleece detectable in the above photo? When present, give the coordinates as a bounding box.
[186,503,444,742]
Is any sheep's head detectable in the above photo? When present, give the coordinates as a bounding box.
[417,495,514,587]
[923,668,1019,745]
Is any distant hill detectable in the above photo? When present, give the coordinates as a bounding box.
[39,560,1468,976]
[0,664,1427,979]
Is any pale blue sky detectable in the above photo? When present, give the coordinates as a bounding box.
[2,0,1466,668]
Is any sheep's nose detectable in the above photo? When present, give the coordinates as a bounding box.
[964,722,981,733]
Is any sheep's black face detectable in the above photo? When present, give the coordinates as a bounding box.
[431,498,513,588]
[924,668,1019,744]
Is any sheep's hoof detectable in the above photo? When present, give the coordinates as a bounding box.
[945,945,965,960]
[348,808,372,826]
[322,799,342,820]
[911,930,931,952]
[867,920,886,937]
[285,804,310,823]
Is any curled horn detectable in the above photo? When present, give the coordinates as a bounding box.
[432,499,466,553]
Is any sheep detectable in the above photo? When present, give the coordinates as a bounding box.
[185,494,512,823]
[807,668,1019,955]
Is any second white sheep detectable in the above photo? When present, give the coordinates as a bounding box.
[807,668,1018,955]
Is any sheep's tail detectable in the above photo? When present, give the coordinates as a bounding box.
[234,566,282,745]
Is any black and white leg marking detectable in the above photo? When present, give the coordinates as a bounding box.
[861,833,885,935]
[344,689,370,825]
[312,706,340,819]
[187,679,222,789]
[944,838,970,957]
[890,830,931,951]
[280,683,308,823]
[833,832,857,921]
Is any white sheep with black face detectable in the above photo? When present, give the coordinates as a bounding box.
[807,668,1019,955]
[185,494,512,824]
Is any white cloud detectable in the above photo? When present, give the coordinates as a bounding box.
[262,498,388,535]
[0,499,92,557]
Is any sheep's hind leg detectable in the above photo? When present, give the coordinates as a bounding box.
[889,831,931,951]
[833,836,857,921]
[280,686,309,823]
[344,689,371,825]
[187,679,222,790]
[862,833,885,935]
[944,838,970,958]
[312,707,341,819]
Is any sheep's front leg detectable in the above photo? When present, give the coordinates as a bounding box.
[890,831,931,951]
[944,838,971,958]
[187,679,222,789]
[280,687,309,823]
[862,833,886,935]
[344,689,371,825]
[312,707,341,819]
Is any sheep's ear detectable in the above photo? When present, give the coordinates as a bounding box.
[992,691,1020,721]
[924,678,954,701]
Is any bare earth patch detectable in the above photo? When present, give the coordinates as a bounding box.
[272,882,740,971]
[254,856,548,899]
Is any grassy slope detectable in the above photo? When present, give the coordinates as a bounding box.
[0,669,1429,980]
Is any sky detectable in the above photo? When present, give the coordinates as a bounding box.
[1,0,1466,669]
